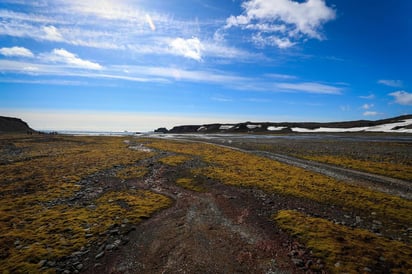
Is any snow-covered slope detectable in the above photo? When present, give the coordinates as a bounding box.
[292,119,412,133]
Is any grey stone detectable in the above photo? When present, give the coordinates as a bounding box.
[292,258,304,267]
[95,251,105,259]
[38,259,47,268]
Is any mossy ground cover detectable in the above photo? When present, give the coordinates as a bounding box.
[299,154,412,181]
[275,210,412,273]
[176,178,206,192]
[144,138,412,272]
[0,135,171,273]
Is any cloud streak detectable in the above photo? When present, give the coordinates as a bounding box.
[0,46,34,57]
[43,49,103,70]
[275,82,342,94]
[378,79,403,88]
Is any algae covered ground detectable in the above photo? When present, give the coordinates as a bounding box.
[0,134,411,273]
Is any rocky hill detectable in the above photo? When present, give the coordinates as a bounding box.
[156,115,412,134]
[0,116,36,133]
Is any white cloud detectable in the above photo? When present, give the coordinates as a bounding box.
[47,48,102,70]
[43,26,64,41]
[389,91,412,106]
[363,111,380,117]
[225,0,336,48]
[362,103,374,110]
[378,79,403,88]
[0,46,34,57]
[359,94,375,100]
[170,37,203,61]
[276,82,342,94]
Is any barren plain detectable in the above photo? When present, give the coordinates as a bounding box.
[0,133,411,273]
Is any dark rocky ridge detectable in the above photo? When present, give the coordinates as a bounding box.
[0,116,36,133]
[156,114,412,134]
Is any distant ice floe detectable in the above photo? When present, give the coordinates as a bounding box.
[292,119,412,133]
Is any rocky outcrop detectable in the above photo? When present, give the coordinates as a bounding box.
[154,115,412,134]
[0,116,36,133]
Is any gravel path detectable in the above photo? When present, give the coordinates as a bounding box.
[177,138,412,200]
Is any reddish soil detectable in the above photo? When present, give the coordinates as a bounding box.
[82,160,321,274]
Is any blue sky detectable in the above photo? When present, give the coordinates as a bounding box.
[0,0,411,131]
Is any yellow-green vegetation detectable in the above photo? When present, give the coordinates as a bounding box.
[298,155,412,181]
[0,135,171,273]
[275,210,412,273]
[176,178,205,192]
[158,154,191,166]
[1,190,171,273]
[116,165,148,180]
[145,139,412,225]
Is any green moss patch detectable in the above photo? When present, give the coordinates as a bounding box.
[176,178,206,192]
[0,136,172,273]
[275,210,412,273]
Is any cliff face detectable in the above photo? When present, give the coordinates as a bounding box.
[0,116,36,133]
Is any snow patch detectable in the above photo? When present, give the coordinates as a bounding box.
[246,124,261,129]
[365,119,412,133]
[268,126,286,131]
[291,119,412,133]
[219,125,234,130]
[197,126,207,132]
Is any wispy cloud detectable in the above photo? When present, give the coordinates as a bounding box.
[359,94,375,100]
[378,79,403,88]
[0,1,268,64]
[0,46,34,57]
[275,82,342,94]
[389,91,412,106]
[340,105,351,112]
[224,0,336,48]
[363,111,380,117]
[211,96,233,102]
[43,25,64,41]
[265,73,297,80]
[361,103,374,110]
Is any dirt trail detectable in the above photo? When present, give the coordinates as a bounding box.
[83,161,307,274]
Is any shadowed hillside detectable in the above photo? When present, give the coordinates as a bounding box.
[0,116,36,133]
